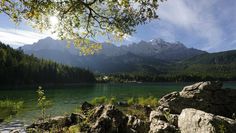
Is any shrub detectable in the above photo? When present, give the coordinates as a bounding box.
[0,100,24,120]
[37,86,52,122]
[90,96,117,105]
[126,96,158,107]
[109,97,117,104]
[137,96,158,107]
[127,97,135,105]
[90,96,107,105]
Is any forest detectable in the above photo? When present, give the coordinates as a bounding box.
[0,42,95,85]
[97,63,236,83]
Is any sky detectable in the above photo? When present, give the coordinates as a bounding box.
[0,0,236,52]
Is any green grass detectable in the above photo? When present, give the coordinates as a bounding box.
[126,96,158,107]
[90,96,117,105]
[89,96,158,107]
[0,100,24,121]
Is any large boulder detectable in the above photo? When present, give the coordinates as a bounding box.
[159,81,236,118]
[149,110,178,133]
[178,108,236,133]
[27,113,85,132]
[89,105,129,133]
[27,116,72,131]
[149,119,178,133]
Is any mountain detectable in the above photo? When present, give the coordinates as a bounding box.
[164,50,236,81]
[182,50,236,64]
[0,42,95,85]
[20,37,206,73]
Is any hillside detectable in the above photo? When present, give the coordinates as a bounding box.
[182,50,236,64]
[0,42,95,85]
[20,37,205,73]
[165,50,236,81]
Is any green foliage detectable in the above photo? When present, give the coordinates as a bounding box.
[219,122,227,133]
[68,125,81,133]
[0,42,95,85]
[90,96,117,105]
[109,97,117,105]
[127,96,158,107]
[127,97,135,105]
[90,96,107,105]
[0,0,164,54]
[0,100,24,120]
[37,86,52,122]
[95,50,236,82]
[137,96,158,107]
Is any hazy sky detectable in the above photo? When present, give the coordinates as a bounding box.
[0,0,236,52]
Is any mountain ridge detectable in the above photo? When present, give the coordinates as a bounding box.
[20,37,206,73]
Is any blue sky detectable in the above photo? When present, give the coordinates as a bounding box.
[0,0,236,52]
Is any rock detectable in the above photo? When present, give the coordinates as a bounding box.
[27,115,75,131]
[159,81,236,118]
[117,101,128,106]
[89,105,129,133]
[70,113,85,124]
[127,115,149,133]
[10,129,21,133]
[89,105,105,122]
[166,114,179,127]
[149,110,167,122]
[178,108,236,133]
[0,118,3,123]
[50,116,72,127]
[81,101,94,112]
[149,119,178,133]
[149,109,178,133]
[144,105,152,116]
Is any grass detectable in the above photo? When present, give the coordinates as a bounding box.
[90,96,158,107]
[0,100,24,121]
[90,96,117,105]
[126,96,158,107]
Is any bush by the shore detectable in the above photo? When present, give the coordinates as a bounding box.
[0,100,24,122]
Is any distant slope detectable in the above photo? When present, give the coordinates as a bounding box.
[0,42,95,85]
[164,50,236,81]
[20,37,206,74]
[182,50,236,64]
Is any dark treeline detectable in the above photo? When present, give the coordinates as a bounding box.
[97,73,236,83]
[0,42,95,85]
[97,52,236,82]
[97,64,236,83]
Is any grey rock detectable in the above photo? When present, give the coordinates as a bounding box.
[70,113,85,124]
[27,115,71,131]
[127,115,149,133]
[149,119,178,133]
[159,81,236,118]
[178,108,236,133]
[89,105,128,133]
[81,101,94,112]
[144,105,153,116]
[149,110,167,122]
[149,109,178,133]
[117,101,128,106]
[166,114,179,127]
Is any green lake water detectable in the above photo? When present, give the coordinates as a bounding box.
[0,82,236,124]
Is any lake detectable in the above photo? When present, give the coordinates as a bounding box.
[0,82,236,124]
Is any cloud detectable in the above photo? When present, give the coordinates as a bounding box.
[156,0,227,52]
[0,28,58,48]
[0,28,49,47]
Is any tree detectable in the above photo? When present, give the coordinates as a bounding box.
[0,0,164,54]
